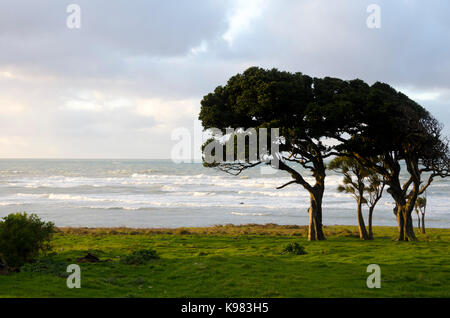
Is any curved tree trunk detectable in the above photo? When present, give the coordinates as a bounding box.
[308,188,325,241]
[421,213,426,234]
[368,206,374,240]
[357,199,369,240]
[404,210,416,241]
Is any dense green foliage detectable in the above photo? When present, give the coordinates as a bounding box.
[0,225,448,298]
[0,213,55,269]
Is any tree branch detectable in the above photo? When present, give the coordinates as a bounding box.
[402,176,414,195]
[278,160,313,192]
[419,174,434,195]
[217,161,261,176]
[276,180,299,189]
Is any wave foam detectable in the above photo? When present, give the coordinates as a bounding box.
[231,212,270,216]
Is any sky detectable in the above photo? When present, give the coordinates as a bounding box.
[0,0,449,159]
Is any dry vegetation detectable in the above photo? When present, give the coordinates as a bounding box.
[56,224,363,237]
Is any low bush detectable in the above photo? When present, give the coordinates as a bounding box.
[282,242,307,255]
[120,249,159,265]
[0,213,55,269]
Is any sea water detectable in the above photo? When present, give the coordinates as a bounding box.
[0,159,448,228]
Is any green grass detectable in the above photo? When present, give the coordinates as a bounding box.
[1,224,449,298]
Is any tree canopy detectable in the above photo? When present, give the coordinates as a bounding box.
[200,67,361,240]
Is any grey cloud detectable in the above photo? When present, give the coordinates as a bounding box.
[211,0,450,90]
[0,0,230,77]
[0,0,449,158]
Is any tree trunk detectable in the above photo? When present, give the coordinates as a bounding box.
[368,206,374,240]
[396,205,417,241]
[405,208,416,241]
[0,253,8,275]
[308,189,325,241]
[357,199,369,240]
[392,196,417,241]
[416,212,421,233]
[395,205,405,241]
[421,213,426,234]
[308,205,316,240]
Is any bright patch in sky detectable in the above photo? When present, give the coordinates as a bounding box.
[397,87,443,102]
[190,40,208,55]
[223,0,268,47]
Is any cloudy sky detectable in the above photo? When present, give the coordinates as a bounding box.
[0,0,449,158]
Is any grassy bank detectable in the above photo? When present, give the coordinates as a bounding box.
[1,224,449,298]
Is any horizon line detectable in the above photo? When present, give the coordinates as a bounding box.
[0,158,203,161]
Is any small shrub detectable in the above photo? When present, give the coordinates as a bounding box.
[282,242,307,255]
[20,258,68,277]
[196,252,208,256]
[121,249,159,265]
[0,213,55,269]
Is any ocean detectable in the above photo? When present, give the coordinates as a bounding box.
[0,159,448,228]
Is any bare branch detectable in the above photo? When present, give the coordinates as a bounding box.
[276,180,299,189]
[419,174,434,195]
[217,161,262,176]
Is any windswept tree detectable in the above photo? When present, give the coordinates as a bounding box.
[344,83,450,241]
[415,196,427,234]
[329,156,384,240]
[365,174,385,239]
[199,67,448,242]
[199,67,366,240]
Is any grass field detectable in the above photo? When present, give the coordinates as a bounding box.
[0,224,449,298]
